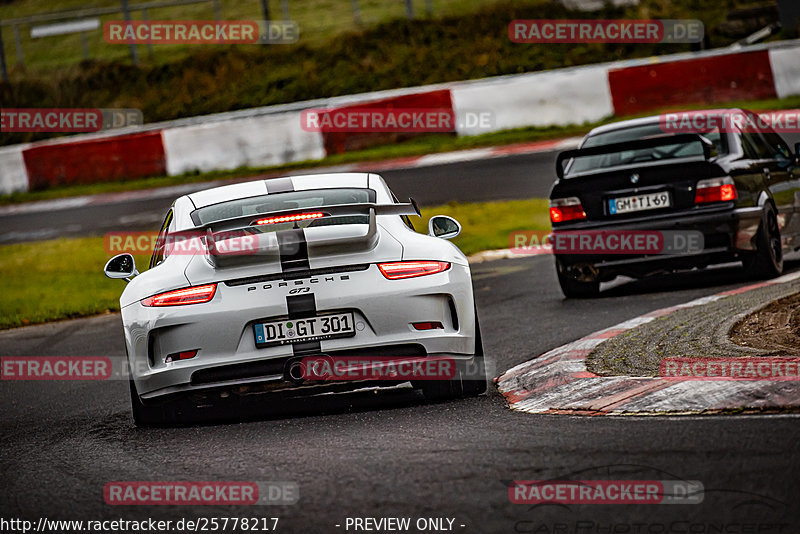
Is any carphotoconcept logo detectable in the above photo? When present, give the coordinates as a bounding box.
[509,19,703,43]
[0,108,142,133]
[104,20,298,44]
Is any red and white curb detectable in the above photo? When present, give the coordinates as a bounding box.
[495,270,800,415]
[0,137,580,217]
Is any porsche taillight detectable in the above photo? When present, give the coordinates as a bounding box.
[255,212,324,225]
[378,261,450,280]
[141,284,217,307]
[695,177,737,204]
[550,197,586,223]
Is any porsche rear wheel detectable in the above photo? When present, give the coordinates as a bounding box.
[129,377,169,426]
[129,376,193,426]
[418,316,487,401]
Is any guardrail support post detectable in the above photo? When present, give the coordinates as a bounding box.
[260,0,271,22]
[12,24,23,66]
[0,22,8,82]
[141,8,154,57]
[121,0,138,65]
[405,0,414,19]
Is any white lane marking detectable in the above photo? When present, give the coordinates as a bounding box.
[0,197,90,216]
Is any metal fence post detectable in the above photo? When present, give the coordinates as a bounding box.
[281,0,289,21]
[141,8,154,57]
[121,0,139,65]
[211,0,221,21]
[0,22,8,82]
[425,0,432,16]
[80,31,89,60]
[260,0,271,21]
[405,0,414,19]
[351,0,362,25]
[12,24,23,67]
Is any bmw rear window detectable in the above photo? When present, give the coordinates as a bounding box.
[191,188,376,226]
[567,123,728,176]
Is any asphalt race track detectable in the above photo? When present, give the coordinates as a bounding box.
[3,145,800,531]
[2,256,800,531]
[0,150,568,244]
[2,131,799,245]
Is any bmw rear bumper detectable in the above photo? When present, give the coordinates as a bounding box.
[553,205,764,281]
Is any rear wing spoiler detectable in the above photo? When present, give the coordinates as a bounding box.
[555,134,715,179]
[192,199,420,268]
[197,198,420,234]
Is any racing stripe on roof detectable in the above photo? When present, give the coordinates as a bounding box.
[265,177,294,193]
[286,293,321,354]
[277,228,310,272]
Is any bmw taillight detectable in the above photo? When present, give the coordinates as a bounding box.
[695,177,737,204]
[378,261,450,280]
[550,197,586,223]
[141,284,217,307]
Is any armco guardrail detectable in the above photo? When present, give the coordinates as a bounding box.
[1,39,799,195]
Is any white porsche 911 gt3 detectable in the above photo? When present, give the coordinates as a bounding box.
[104,172,486,425]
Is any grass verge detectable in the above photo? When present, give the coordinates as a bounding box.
[0,197,549,330]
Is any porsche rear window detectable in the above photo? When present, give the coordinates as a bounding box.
[567,123,727,176]
[191,188,376,225]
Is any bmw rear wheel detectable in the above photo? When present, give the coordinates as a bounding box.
[556,258,600,298]
[743,204,783,279]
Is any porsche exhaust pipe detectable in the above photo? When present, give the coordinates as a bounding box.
[287,361,305,384]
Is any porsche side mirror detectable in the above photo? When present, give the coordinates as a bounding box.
[104,253,138,282]
[428,215,461,240]
[795,142,800,164]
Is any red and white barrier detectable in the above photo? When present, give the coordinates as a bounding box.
[1,40,798,195]
[451,63,613,135]
[162,111,325,176]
